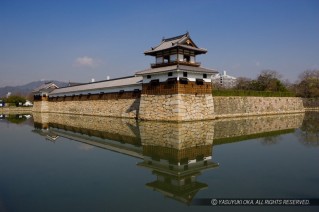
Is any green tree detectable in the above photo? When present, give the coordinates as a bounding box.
[6,95,26,106]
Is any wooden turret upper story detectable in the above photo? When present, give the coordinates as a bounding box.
[144,32,207,68]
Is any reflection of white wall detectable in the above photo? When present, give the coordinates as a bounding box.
[212,71,237,88]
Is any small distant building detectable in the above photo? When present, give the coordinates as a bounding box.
[23,100,33,107]
[212,70,237,88]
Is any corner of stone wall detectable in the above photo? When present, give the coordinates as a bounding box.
[32,101,49,113]
[139,94,215,121]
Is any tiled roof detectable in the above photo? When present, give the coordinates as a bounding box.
[144,33,207,55]
[50,76,143,95]
[32,82,58,93]
[135,65,218,75]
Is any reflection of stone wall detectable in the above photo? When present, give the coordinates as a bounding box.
[214,113,305,140]
[33,112,50,126]
[33,113,305,148]
[33,113,140,143]
[214,97,304,118]
[34,98,140,118]
[139,120,214,149]
[302,98,319,109]
[139,94,214,121]
[1,107,32,114]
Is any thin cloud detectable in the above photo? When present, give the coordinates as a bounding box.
[74,56,100,68]
[256,61,260,67]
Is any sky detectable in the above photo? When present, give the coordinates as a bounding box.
[0,0,319,87]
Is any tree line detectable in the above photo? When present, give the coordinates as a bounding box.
[216,69,319,98]
[0,95,27,106]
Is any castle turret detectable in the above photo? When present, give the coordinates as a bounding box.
[137,33,217,121]
[144,32,207,68]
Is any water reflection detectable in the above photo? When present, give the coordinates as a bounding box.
[297,112,319,147]
[138,121,217,203]
[24,112,311,204]
[0,114,31,124]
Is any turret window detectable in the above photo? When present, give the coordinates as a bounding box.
[170,54,177,62]
[178,54,183,61]
[183,55,190,62]
[196,78,204,85]
[156,57,163,64]
[180,77,188,84]
[163,56,169,63]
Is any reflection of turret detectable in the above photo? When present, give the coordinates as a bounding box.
[138,145,218,204]
[137,120,218,204]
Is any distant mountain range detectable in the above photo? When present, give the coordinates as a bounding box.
[0,80,68,98]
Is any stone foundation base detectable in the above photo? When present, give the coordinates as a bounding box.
[139,94,215,121]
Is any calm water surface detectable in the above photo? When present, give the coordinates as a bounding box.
[0,112,318,212]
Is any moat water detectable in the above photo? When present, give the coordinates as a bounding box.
[0,112,318,212]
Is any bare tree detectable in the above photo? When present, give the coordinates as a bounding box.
[296,70,319,97]
[234,77,252,90]
[253,70,287,92]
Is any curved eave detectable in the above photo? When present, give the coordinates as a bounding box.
[144,45,207,56]
[135,65,218,76]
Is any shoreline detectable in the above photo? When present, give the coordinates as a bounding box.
[1,106,318,119]
[0,107,33,114]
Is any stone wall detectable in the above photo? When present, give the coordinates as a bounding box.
[214,97,304,118]
[33,101,49,113]
[139,94,215,121]
[33,98,140,118]
[33,94,307,121]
